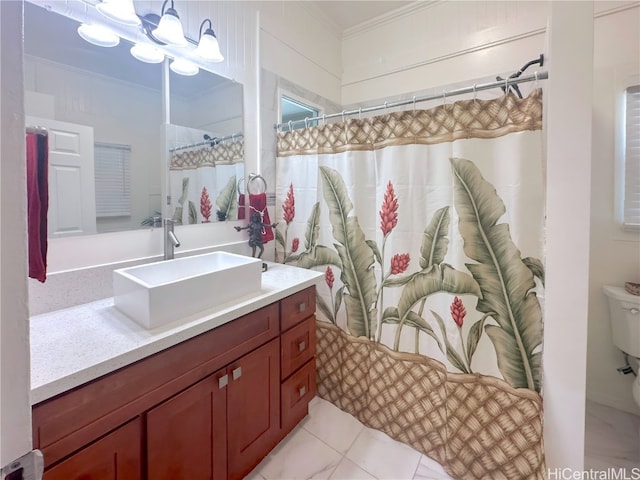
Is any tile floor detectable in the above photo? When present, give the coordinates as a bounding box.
[247,397,640,480]
[584,400,640,471]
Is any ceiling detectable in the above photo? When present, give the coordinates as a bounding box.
[311,1,412,31]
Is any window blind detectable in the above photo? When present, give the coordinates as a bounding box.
[94,143,131,217]
[624,85,640,229]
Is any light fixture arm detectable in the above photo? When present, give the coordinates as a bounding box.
[160,0,174,16]
[199,19,213,39]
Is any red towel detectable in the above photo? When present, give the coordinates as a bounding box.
[26,133,49,283]
[249,193,274,243]
[238,193,246,219]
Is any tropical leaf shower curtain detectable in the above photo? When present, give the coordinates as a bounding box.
[275,89,546,480]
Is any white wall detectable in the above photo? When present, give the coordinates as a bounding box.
[341,1,549,105]
[0,0,32,465]
[587,3,640,415]
[253,1,343,106]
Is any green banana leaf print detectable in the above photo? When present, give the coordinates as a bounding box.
[215,175,238,221]
[450,157,543,392]
[172,177,190,224]
[319,166,378,338]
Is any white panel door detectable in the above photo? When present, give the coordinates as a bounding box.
[27,116,97,237]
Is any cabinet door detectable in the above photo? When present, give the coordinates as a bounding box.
[44,418,141,480]
[227,338,280,480]
[146,371,227,480]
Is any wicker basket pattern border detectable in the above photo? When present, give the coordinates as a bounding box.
[277,89,542,158]
[316,321,545,480]
[170,141,244,170]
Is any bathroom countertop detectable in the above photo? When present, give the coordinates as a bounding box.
[30,262,323,405]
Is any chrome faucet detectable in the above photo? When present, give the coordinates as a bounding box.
[164,218,181,260]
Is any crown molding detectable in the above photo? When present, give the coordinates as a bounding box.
[343,1,441,39]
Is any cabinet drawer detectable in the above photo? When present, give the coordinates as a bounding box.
[280,286,315,331]
[281,358,316,435]
[281,316,316,380]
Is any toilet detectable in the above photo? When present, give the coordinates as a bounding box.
[603,285,640,409]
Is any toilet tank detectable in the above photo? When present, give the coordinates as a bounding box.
[603,285,640,356]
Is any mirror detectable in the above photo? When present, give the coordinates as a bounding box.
[23,1,244,237]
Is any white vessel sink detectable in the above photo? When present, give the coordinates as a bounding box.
[113,252,262,329]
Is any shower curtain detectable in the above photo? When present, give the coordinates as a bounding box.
[169,139,244,223]
[275,89,545,480]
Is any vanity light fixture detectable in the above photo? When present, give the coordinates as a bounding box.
[77,23,120,47]
[170,58,199,76]
[152,0,188,47]
[130,43,164,63]
[194,19,224,62]
[96,0,141,27]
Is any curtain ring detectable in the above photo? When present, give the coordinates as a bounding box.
[341,110,346,122]
[442,89,447,109]
[231,133,236,143]
[412,95,416,112]
[473,83,477,103]
[288,120,293,131]
[304,117,309,128]
[322,113,326,126]
[384,101,388,114]
[534,71,539,90]
[358,107,362,119]
[504,77,509,96]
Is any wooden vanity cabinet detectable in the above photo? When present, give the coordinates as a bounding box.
[43,418,142,480]
[33,288,316,480]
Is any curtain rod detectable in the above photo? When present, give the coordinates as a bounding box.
[275,71,548,131]
[169,132,244,153]
[26,125,48,135]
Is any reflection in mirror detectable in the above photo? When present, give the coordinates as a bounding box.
[166,71,244,224]
[23,1,245,237]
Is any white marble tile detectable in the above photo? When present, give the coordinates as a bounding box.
[413,455,454,480]
[255,427,342,480]
[329,457,377,480]
[301,397,364,454]
[584,401,640,469]
[346,426,422,480]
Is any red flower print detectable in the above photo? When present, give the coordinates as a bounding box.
[325,266,335,289]
[200,187,212,222]
[283,183,295,224]
[390,253,410,275]
[450,296,466,328]
[380,181,398,236]
[291,237,299,253]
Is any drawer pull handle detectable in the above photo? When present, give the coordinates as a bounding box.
[232,367,242,380]
[218,374,228,389]
[298,302,307,313]
[298,341,306,352]
[298,386,306,398]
